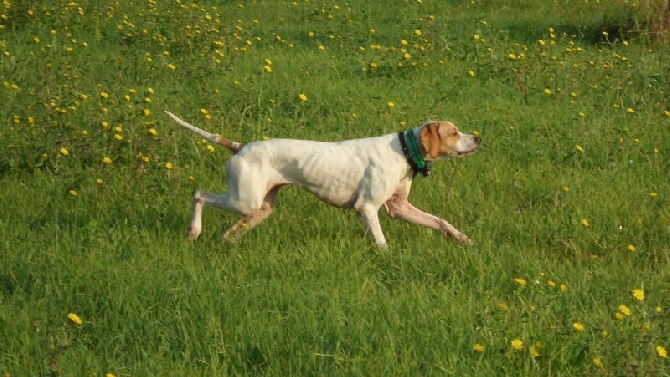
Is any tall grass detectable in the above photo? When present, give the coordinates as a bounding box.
[1,0,669,375]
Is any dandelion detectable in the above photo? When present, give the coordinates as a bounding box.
[511,339,524,350]
[627,244,636,252]
[626,107,635,114]
[96,178,103,185]
[414,29,422,36]
[69,189,78,197]
[514,278,527,286]
[530,343,541,358]
[593,357,603,368]
[572,322,585,332]
[165,162,173,170]
[67,313,83,325]
[544,88,552,95]
[387,101,395,108]
[618,304,631,316]
[263,65,272,73]
[114,134,123,141]
[101,121,110,129]
[576,145,584,153]
[207,145,215,153]
[299,93,308,102]
[580,218,589,227]
[167,63,176,71]
[657,345,667,358]
[649,192,658,198]
[189,176,196,182]
[473,343,485,352]
[100,91,109,99]
[60,147,69,156]
[560,284,568,291]
[632,289,644,301]
[655,306,662,313]
[497,302,509,311]
[468,70,475,77]
[370,62,378,69]
[149,128,158,136]
[143,109,151,116]
[102,156,112,165]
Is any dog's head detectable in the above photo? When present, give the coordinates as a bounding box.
[419,121,481,160]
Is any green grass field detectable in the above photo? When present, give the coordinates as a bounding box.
[2,0,669,375]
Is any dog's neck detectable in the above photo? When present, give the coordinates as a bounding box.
[399,129,431,177]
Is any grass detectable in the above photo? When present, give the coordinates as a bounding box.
[1,0,669,375]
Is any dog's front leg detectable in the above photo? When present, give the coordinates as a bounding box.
[355,203,387,248]
[385,197,472,245]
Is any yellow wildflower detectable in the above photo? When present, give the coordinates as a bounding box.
[514,278,527,286]
[165,162,173,170]
[102,157,112,165]
[473,343,485,352]
[632,289,644,301]
[67,313,83,325]
[572,322,585,332]
[657,346,667,358]
[618,304,631,316]
[299,94,308,102]
[511,339,524,350]
[60,147,69,156]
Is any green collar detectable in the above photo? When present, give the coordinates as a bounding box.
[398,130,431,177]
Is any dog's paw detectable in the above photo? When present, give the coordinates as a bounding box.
[186,226,201,240]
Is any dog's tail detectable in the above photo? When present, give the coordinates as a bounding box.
[164,111,245,154]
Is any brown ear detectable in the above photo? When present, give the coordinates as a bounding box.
[420,122,441,158]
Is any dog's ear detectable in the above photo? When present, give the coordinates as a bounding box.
[420,122,441,159]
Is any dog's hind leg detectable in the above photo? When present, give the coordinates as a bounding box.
[187,189,255,240]
[222,185,282,242]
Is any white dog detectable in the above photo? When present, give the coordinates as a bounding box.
[165,111,481,247]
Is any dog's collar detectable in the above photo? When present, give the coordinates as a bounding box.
[398,130,431,177]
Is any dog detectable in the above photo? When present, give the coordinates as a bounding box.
[165,111,481,247]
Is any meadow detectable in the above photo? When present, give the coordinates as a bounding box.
[1,0,669,375]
